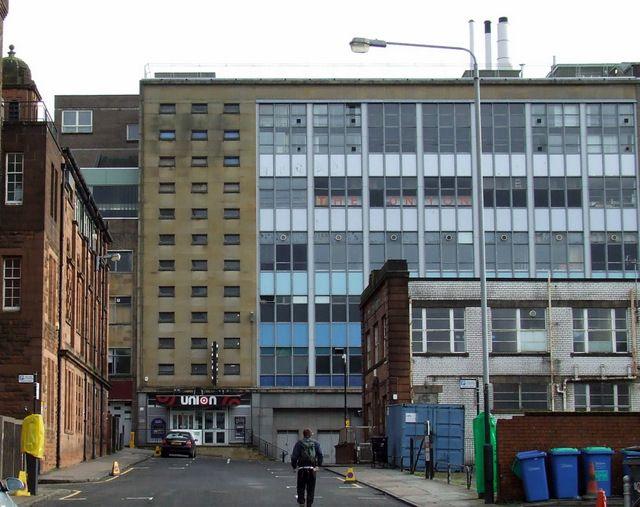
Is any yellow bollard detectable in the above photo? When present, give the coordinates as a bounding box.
[129,431,135,448]
[154,445,161,457]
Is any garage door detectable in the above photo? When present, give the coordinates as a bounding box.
[277,431,299,462]
[316,431,340,465]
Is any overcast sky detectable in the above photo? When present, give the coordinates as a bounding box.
[5,0,640,110]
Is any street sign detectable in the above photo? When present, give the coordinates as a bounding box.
[459,378,478,390]
[18,374,35,383]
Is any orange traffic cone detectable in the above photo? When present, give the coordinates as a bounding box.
[595,489,607,507]
[585,462,598,498]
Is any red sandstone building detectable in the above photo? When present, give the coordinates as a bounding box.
[0,48,111,470]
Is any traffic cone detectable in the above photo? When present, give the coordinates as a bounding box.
[596,489,607,507]
[154,445,161,457]
[585,462,598,498]
[110,461,120,476]
[344,467,356,483]
[13,470,30,497]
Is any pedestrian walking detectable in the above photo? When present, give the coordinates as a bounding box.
[291,428,323,506]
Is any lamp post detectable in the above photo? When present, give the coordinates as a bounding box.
[350,37,493,503]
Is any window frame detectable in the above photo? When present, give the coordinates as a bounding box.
[574,382,630,412]
[5,153,24,205]
[61,110,93,134]
[2,257,21,311]
[572,308,628,353]
[411,307,465,354]
[491,308,547,353]
[126,123,140,142]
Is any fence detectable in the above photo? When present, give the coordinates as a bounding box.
[0,415,22,479]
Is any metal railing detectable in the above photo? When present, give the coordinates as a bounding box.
[248,430,289,463]
[3,101,58,140]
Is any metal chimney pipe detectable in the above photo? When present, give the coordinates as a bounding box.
[484,20,492,70]
[497,16,512,69]
[468,19,475,70]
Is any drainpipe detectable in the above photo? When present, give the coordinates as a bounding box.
[56,160,66,469]
[547,272,555,411]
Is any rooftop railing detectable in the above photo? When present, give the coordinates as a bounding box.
[3,100,59,140]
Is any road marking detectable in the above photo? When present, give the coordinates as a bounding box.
[133,466,149,469]
[60,490,86,501]
[339,484,363,489]
[123,497,154,501]
[168,466,186,470]
[100,467,134,482]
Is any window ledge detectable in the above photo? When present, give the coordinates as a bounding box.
[571,352,632,357]
[413,352,469,357]
[490,352,550,357]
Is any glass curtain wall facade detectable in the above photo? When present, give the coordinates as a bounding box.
[258,101,638,388]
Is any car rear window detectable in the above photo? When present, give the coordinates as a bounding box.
[165,432,190,439]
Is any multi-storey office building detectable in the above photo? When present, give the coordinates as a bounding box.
[139,69,639,459]
[55,94,140,447]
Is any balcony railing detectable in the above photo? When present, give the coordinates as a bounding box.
[3,100,58,140]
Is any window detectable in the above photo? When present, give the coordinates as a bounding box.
[589,177,637,208]
[3,257,21,310]
[191,156,208,167]
[535,232,584,275]
[224,208,240,219]
[493,383,548,411]
[192,234,208,245]
[423,103,472,153]
[191,103,207,114]
[368,103,416,153]
[108,348,131,376]
[534,177,582,207]
[483,177,527,207]
[159,234,175,245]
[159,103,176,114]
[424,177,472,207]
[224,259,240,271]
[191,130,208,141]
[159,208,175,220]
[159,130,176,141]
[224,338,240,349]
[575,383,630,412]
[191,260,208,271]
[191,337,207,349]
[223,103,240,114]
[224,234,240,245]
[158,363,175,375]
[261,103,308,154]
[485,232,529,275]
[191,312,208,323]
[191,182,208,193]
[586,104,635,154]
[224,286,240,297]
[368,177,416,207]
[158,260,175,271]
[224,182,240,193]
[532,104,580,153]
[590,232,637,273]
[425,232,474,276]
[108,250,133,272]
[224,130,240,141]
[411,308,465,353]
[126,124,139,141]
[191,286,207,297]
[224,312,241,323]
[5,153,24,204]
[573,308,628,353]
[109,296,132,324]
[191,208,208,219]
[191,363,207,376]
[224,156,240,167]
[62,110,92,133]
[158,286,175,297]
[86,183,138,218]
[491,308,547,353]
[481,103,526,153]
[224,363,240,375]
[158,337,175,349]
[159,157,176,167]
[159,182,175,194]
[158,312,175,323]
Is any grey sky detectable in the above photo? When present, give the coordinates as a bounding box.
[5,0,639,109]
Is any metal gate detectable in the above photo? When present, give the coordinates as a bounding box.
[316,431,339,465]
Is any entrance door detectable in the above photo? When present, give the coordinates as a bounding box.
[277,431,299,462]
[317,431,340,465]
[109,403,132,448]
[203,410,227,445]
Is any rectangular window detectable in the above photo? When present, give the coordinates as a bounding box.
[491,308,547,353]
[493,383,549,411]
[158,286,175,298]
[224,286,240,297]
[590,231,638,273]
[223,103,240,114]
[223,156,240,167]
[224,337,240,349]
[191,182,208,193]
[224,363,241,375]
[191,312,208,323]
[159,208,175,220]
[191,208,208,219]
[191,130,208,141]
[223,182,240,193]
[191,337,207,349]
[224,130,240,141]
[224,234,240,245]
[191,286,207,297]
[126,124,140,141]
[158,337,175,349]
[159,157,176,167]
[224,208,240,219]
[109,296,132,324]
[159,130,176,141]
[158,312,175,323]
[158,363,175,375]
[62,110,93,133]
[191,363,207,375]
[159,182,175,194]
[3,257,21,310]
[159,234,175,245]
[191,156,208,167]
[158,260,175,271]
[191,234,208,245]
[191,260,208,271]
[224,259,240,271]
[411,308,465,353]
[108,250,133,272]
[159,103,176,114]
[108,348,132,376]
[191,103,208,114]
[572,308,628,353]
[224,312,241,323]
[575,383,630,412]
[423,103,472,153]
[5,153,24,204]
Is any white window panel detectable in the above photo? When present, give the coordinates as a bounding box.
[457,208,473,231]
[259,154,274,176]
[565,154,581,176]
[386,208,401,230]
[605,209,622,230]
[440,154,455,176]
[551,209,567,230]
[346,154,362,176]
[483,209,495,230]
[424,209,439,231]
[587,154,603,176]
[440,208,456,230]
[260,209,274,231]
[347,208,362,231]
[330,208,346,230]
[549,154,564,176]
[330,155,345,176]
[368,154,384,176]
[620,154,636,176]
[369,209,385,231]
[494,154,510,176]
[512,209,528,231]
[275,209,291,230]
[567,209,583,231]
[456,153,472,176]
[423,154,438,176]
[314,154,329,176]
[604,154,620,176]
[291,209,307,231]
[384,153,400,176]
[532,154,548,176]
[589,209,606,231]
[510,154,527,176]
[481,154,494,176]
[260,272,275,295]
[534,209,550,231]
[292,273,308,295]
[275,272,291,295]
[401,154,417,176]
[314,208,330,231]
[331,272,347,295]
[496,209,511,230]
[291,155,306,176]
[402,209,418,231]
[275,155,290,176]
[623,209,637,231]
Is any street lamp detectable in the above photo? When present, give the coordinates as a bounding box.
[350,37,494,503]
[333,347,348,428]
[96,252,121,271]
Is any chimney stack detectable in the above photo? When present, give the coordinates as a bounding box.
[484,20,492,70]
[468,20,475,69]
[497,16,512,69]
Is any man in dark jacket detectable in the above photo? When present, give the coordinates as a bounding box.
[290,428,323,506]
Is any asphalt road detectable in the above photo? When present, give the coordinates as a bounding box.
[39,455,405,506]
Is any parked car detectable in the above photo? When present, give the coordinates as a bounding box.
[161,431,197,458]
[1,477,24,507]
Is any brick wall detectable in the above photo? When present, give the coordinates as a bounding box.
[497,413,640,503]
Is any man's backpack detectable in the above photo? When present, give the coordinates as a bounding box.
[300,439,317,466]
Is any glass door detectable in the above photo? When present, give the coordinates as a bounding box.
[202,410,227,445]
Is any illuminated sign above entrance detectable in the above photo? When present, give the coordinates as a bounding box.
[155,394,244,408]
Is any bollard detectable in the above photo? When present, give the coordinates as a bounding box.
[623,475,631,507]
[465,465,473,490]
[281,450,285,463]
[409,438,414,474]
[447,464,451,484]
[400,456,404,472]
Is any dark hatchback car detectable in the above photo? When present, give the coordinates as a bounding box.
[161,431,197,458]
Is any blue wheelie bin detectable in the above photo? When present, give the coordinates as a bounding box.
[581,447,614,497]
[513,450,549,502]
[548,448,579,499]
[621,447,640,479]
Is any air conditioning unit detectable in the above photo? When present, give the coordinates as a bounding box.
[389,234,398,241]
[500,234,509,241]
[335,234,343,241]
[555,234,564,241]
[279,233,288,241]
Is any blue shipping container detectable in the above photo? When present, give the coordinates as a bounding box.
[386,404,465,472]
